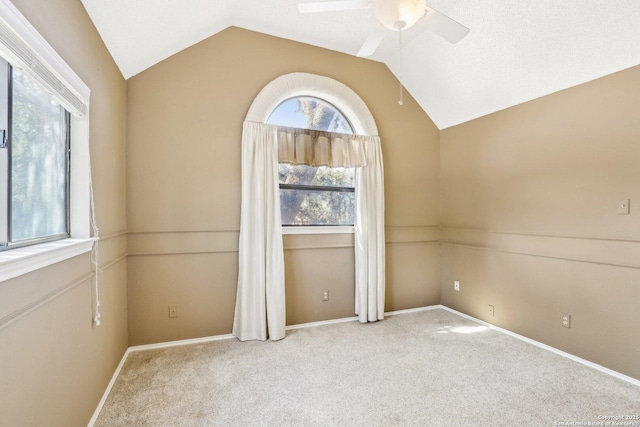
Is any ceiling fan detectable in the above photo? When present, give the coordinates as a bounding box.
[298,0,470,57]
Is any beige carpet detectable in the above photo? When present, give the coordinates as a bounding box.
[94,308,640,426]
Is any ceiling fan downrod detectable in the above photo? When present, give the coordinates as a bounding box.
[398,26,404,106]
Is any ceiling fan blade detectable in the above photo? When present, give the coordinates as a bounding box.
[423,6,470,44]
[357,25,386,57]
[298,0,370,14]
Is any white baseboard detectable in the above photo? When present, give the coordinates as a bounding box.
[87,347,131,427]
[127,333,236,353]
[286,315,359,330]
[286,305,444,330]
[385,305,441,316]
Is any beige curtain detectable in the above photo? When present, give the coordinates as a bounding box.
[275,125,367,168]
[233,122,285,341]
[354,136,385,323]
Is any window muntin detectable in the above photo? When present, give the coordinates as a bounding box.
[1,58,70,248]
[267,96,355,227]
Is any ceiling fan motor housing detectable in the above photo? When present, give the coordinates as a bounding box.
[374,0,427,31]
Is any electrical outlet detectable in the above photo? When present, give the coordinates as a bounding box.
[617,199,630,214]
[562,313,571,328]
[488,304,495,317]
[168,305,177,318]
[454,281,460,291]
[322,290,330,301]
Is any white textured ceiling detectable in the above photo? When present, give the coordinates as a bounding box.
[80,0,640,129]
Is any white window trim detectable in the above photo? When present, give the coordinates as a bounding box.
[246,72,378,135]
[246,72,378,235]
[282,226,354,235]
[0,239,95,282]
[0,0,92,282]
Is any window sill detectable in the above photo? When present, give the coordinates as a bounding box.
[282,226,354,235]
[0,238,95,283]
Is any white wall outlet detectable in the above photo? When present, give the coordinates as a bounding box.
[489,305,495,317]
[562,313,571,328]
[168,305,177,318]
[322,290,330,301]
[454,281,460,291]
[617,199,630,214]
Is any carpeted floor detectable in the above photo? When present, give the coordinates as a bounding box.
[94,308,640,426]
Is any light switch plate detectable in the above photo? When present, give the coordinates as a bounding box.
[617,199,630,214]
[169,305,177,318]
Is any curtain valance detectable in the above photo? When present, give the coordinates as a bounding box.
[269,124,368,168]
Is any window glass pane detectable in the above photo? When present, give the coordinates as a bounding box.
[11,68,69,242]
[267,97,352,133]
[280,189,354,226]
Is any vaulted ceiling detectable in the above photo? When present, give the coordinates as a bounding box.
[80,0,640,129]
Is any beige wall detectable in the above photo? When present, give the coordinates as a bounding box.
[0,0,128,425]
[126,27,441,345]
[440,65,640,380]
[2,3,638,424]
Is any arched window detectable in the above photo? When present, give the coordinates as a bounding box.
[267,96,356,226]
[244,72,378,135]
[234,73,385,341]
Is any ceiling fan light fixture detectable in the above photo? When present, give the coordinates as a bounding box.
[374,0,427,31]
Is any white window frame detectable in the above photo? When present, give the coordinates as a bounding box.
[0,0,92,282]
[245,72,378,235]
